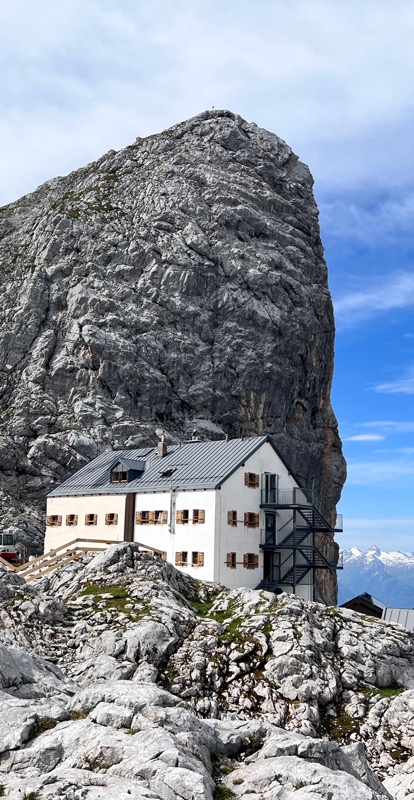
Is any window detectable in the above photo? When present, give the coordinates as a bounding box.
[244,512,260,528]
[192,509,205,524]
[154,510,168,524]
[243,553,259,569]
[227,510,237,526]
[226,552,237,568]
[111,470,128,483]
[85,514,97,526]
[192,551,205,567]
[136,511,150,524]
[244,472,259,488]
[105,513,118,526]
[46,515,62,527]
[160,467,176,478]
[66,514,78,527]
[176,510,189,524]
[175,551,188,566]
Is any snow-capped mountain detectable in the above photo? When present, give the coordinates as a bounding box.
[338,544,414,607]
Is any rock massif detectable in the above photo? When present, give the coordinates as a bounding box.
[1,544,414,799]
[0,110,345,583]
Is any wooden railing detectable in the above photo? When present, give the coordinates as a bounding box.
[0,538,165,583]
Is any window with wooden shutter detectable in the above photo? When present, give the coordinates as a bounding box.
[244,512,259,528]
[176,510,189,524]
[226,552,236,568]
[66,514,78,527]
[192,551,204,567]
[105,513,118,525]
[47,515,62,527]
[85,514,97,526]
[243,552,259,569]
[175,551,188,566]
[154,510,168,524]
[228,510,237,526]
[193,509,205,524]
[244,472,259,488]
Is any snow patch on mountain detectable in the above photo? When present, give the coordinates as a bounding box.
[339,544,414,607]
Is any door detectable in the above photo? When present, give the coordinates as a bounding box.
[263,550,281,583]
[265,513,276,545]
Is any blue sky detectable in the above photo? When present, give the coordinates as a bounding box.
[1,0,414,554]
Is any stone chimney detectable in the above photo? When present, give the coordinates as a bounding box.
[157,440,167,457]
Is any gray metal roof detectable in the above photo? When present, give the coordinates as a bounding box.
[48,436,272,496]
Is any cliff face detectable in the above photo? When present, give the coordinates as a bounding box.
[0,110,345,597]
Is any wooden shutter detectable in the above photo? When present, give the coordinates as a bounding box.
[254,513,259,527]
[46,516,52,526]
[162,511,168,524]
[149,511,155,523]
[175,552,182,566]
[161,551,167,561]
[136,511,142,524]
[243,554,248,567]
[244,473,249,486]
[227,511,232,525]
[198,510,205,524]
[254,554,259,568]
[176,510,183,524]
[197,552,204,566]
[254,474,260,487]
[57,516,62,526]
[244,512,249,526]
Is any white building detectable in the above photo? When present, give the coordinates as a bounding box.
[45,435,342,601]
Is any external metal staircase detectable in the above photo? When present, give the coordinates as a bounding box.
[256,485,343,595]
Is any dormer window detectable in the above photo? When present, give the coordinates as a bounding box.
[110,458,146,484]
[112,470,128,483]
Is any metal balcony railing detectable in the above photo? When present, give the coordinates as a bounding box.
[261,487,314,506]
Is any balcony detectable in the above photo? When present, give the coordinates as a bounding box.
[261,487,314,507]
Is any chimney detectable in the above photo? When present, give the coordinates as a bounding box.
[157,440,167,458]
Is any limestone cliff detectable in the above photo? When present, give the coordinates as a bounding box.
[0,110,345,597]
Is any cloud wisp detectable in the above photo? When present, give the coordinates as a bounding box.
[333,270,414,329]
[374,368,414,394]
[344,434,385,442]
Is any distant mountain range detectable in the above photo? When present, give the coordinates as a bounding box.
[338,545,414,608]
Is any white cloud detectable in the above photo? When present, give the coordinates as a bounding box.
[2,1,414,203]
[333,271,414,328]
[361,421,414,433]
[344,434,385,442]
[319,191,414,243]
[374,369,414,394]
[346,456,414,485]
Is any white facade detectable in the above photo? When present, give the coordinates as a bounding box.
[45,494,126,552]
[134,440,313,598]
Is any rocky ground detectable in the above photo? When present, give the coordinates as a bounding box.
[0,543,413,799]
